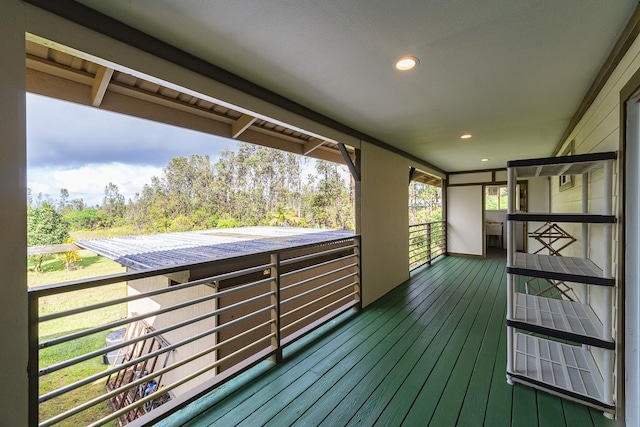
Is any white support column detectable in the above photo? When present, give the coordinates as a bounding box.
[0,1,28,426]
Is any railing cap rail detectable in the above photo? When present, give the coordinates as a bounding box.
[409,220,445,228]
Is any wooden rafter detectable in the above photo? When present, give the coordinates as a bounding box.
[338,143,360,182]
[91,65,114,107]
[231,114,257,139]
[303,138,326,155]
[409,167,416,182]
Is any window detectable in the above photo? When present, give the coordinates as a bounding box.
[485,185,520,211]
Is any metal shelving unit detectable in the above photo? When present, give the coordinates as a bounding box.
[505,151,617,414]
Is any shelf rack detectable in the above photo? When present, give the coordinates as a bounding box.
[505,151,617,414]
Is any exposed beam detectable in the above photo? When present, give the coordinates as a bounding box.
[409,167,416,182]
[338,143,360,182]
[26,53,93,85]
[91,65,113,107]
[231,114,257,139]
[27,69,346,165]
[303,138,326,155]
[23,0,446,175]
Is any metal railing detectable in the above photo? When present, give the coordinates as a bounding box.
[28,236,361,426]
[409,221,446,270]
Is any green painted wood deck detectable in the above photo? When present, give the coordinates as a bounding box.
[160,256,615,427]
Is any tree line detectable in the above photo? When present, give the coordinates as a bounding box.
[27,143,355,249]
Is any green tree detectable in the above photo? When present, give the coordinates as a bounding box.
[64,207,104,230]
[27,202,70,272]
[101,182,125,227]
[58,188,70,213]
[409,181,442,225]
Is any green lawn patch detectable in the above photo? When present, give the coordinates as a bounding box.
[31,251,128,426]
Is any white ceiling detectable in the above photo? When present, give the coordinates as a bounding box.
[75,0,637,172]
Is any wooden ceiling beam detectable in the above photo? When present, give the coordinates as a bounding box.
[231,114,257,139]
[26,54,94,86]
[91,65,114,107]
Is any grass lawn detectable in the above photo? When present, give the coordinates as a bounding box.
[28,250,126,287]
[31,250,127,426]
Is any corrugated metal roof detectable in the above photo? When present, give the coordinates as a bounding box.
[76,226,355,270]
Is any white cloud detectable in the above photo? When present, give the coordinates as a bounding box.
[28,163,164,206]
[27,93,236,169]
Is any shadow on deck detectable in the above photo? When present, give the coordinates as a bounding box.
[158,256,614,427]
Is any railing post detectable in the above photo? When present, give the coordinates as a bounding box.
[354,237,362,311]
[443,221,448,256]
[28,293,39,427]
[427,222,432,265]
[270,253,282,363]
[212,280,219,376]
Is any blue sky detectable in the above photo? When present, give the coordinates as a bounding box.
[27,93,236,206]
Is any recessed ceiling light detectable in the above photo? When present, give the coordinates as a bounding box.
[481,158,489,162]
[460,134,472,139]
[395,56,419,71]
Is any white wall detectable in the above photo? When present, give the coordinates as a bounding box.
[0,1,28,425]
[625,94,640,427]
[554,28,640,423]
[526,177,551,254]
[449,171,492,185]
[361,142,410,306]
[447,186,483,256]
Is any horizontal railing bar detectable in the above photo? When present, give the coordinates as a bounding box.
[30,235,359,298]
[410,247,444,261]
[124,346,278,427]
[281,273,357,306]
[34,235,363,426]
[408,229,442,235]
[410,240,444,250]
[280,263,357,293]
[409,221,444,228]
[409,228,441,235]
[409,235,442,244]
[409,253,428,260]
[40,289,274,376]
[41,321,274,427]
[281,300,358,348]
[39,304,275,402]
[409,227,442,233]
[87,334,276,427]
[280,253,356,279]
[409,248,432,260]
[410,252,445,271]
[280,244,355,266]
[40,282,274,350]
[282,291,358,333]
[282,282,356,319]
[39,263,274,322]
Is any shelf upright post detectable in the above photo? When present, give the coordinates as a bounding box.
[582,172,589,304]
[506,166,516,382]
[602,159,614,410]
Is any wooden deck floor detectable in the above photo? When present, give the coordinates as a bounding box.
[160,256,615,427]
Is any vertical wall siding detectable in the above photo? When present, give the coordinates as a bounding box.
[552,30,640,410]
